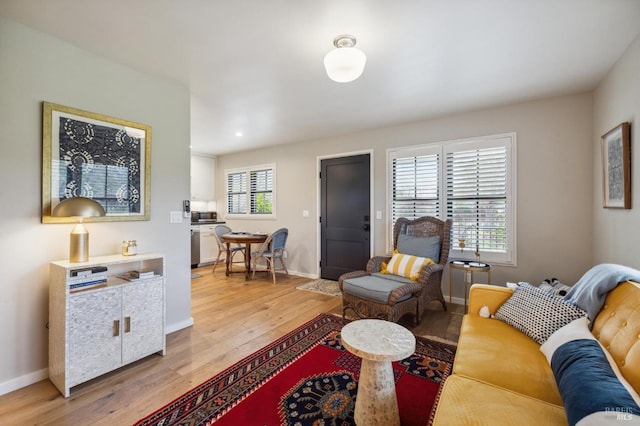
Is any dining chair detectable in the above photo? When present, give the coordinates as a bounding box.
[212,224,245,272]
[251,228,289,283]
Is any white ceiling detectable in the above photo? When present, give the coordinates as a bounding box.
[2,1,640,156]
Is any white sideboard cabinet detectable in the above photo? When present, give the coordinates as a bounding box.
[49,253,166,397]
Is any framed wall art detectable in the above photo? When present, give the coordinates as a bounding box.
[42,102,152,223]
[601,122,631,209]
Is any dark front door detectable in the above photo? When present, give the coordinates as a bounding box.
[320,154,371,280]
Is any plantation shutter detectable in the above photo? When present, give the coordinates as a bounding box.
[391,153,440,224]
[445,142,508,253]
[250,169,273,214]
[226,171,246,214]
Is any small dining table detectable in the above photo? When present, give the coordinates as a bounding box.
[221,233,268,280]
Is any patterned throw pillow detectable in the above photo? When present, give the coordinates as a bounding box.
[495,283,587,344]
[381,251,434,281]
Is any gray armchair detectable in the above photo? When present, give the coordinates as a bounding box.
[339,216,451,325]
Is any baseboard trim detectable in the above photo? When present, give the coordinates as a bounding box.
[288,270,317,279]
[0,367,48,396]
[0,316,196,397]
[444,295,465,307]
[165,316,194,335]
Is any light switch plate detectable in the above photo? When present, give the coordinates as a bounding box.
[170,211,183,223]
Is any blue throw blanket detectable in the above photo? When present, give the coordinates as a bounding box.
[564,263,640,323]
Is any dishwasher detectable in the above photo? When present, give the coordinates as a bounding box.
[190,226,200,267]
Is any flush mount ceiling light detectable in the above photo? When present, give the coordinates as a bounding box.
[323,34,366,83]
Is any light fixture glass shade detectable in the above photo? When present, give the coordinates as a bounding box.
[324,35,366,83]
[52,197,105,262]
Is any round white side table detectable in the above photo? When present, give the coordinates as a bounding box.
[341,319,416,426]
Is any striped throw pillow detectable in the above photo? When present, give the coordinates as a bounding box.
[381,252,434,281]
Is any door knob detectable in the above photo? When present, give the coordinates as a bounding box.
[363,224,370,231]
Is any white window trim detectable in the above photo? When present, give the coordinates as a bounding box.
[387,133,517,266]
[225,163,276,219]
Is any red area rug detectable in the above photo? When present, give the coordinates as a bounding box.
[135,313,456,426]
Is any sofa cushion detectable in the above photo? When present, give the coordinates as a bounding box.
[342,275,412,303]
[494,283,587,344]
[397,234,440,260]
[453,314,563,405]
[432,375,567,426]
[371,272,413,284]
[381,251,434,280]
[540,317,640,425]
[591,281,640,393]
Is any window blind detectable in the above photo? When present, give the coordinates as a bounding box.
[226,171,246,214]
[391,154,440,224]
[446,145,508,252]
[388,134,515,264]
[225,164,276,218]
[250,169,273,214]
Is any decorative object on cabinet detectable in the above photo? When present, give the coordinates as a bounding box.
[42,101,151,223]
[601,122,631,209]
[52,196,105,263]
[49,253,166,397]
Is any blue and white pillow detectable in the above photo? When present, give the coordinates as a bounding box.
[540,317,640,425]
[494,282,587,344]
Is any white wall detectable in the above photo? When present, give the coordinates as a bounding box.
[593,34,640,268]
[217,92,594,292]
[0,19,193,394]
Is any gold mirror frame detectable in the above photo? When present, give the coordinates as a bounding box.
[42,102,151,223]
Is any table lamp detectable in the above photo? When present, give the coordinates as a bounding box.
[52,197,106,262]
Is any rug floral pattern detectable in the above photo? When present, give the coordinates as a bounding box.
[135,314,456,426]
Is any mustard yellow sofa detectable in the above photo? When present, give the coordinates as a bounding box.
[432,280,640,425]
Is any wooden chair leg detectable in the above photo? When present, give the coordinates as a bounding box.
[251,256,257,280]
[212,250,223,273]
[280,257,288,275]
[270,259,277,284]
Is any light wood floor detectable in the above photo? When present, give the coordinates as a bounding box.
[0,266,463,425]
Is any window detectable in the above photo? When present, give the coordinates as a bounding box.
[388,134,516,265]
[225,164,275,218]
[391,147,440,224]
[226,171,247,214]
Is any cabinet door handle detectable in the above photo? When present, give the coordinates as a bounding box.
[113,320,120,337]
[124,316,131,333]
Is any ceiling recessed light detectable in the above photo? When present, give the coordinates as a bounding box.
[235,131,243,137]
